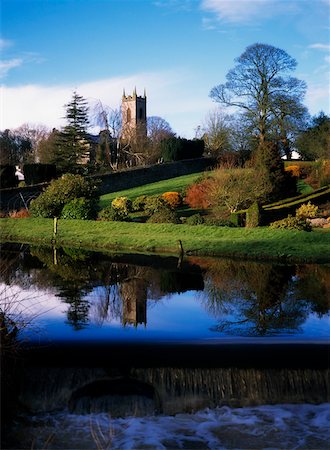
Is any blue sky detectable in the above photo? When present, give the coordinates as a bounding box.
[1,0,329,137]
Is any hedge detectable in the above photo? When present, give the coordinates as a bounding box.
[0,165,17,189]
[23,163,57,185]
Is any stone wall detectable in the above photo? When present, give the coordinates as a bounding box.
[95,157,215,195]
[0,158,215,211]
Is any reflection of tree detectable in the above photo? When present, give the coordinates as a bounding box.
[58,286,91,331]
[295,265,330,315]
[200,260,310,337]
[4,244,329,337]
[90,264,124,326]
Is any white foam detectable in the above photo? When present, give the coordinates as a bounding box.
[11,403,330,449]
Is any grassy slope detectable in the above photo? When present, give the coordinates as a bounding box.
[99,172,203,209]
[1,218,329,263]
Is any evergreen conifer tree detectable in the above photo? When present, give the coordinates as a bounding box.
[54,91,90,173]
[255,141,296,202]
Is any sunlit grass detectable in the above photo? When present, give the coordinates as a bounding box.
[0,218,329,263]
[99,172,204,209]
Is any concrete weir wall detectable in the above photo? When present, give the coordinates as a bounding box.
[0,158,215,211]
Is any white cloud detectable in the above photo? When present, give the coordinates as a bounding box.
[308,43,330,51]
[305,84,330,115]
[0,38,13,50]
[1,70,214,138]
[200,0,296,24]
[0,58,23,79]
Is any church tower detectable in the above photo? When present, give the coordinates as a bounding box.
[121,88,147,141]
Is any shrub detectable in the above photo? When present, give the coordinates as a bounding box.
[30,174,99,218]
[285,165,301,178]
[132,195,148,212]
[161,191,182,209]
[296,201,318,220]
[111,196,132,215]
[8,208,30,218]
[61,198,96,220]
[204,216,236,227]
[246,202,262,228]
[207,168,270,213]
[147,205,180,224]
[320,160,330,187]
[98,206,129,221]
[143,195,166,215]
[269,215,311,231]
[185,213,205,225]
[184,178,212,209]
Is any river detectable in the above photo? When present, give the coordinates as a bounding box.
[1,243,329,449]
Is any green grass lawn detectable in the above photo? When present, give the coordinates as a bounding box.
[99,172,204,209]
[1,218,329,263]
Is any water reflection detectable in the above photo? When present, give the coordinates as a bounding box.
[1,244,329,449]
[0,243,329,340]
[198,260,308,336]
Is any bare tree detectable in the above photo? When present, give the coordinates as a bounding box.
[201,108,232,157]
[147,116,175,163]
[91,101,122,169]
[210,43,306,146]
[14,123,50,163]
[120,122,150,167]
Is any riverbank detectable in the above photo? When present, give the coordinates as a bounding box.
[1,218,329,263]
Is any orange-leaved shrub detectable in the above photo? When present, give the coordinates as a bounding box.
[184,179,212,209]
[161,191,182,209]
[285,165,301,178]
[9,208,31,218]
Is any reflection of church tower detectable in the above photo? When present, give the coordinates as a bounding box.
[121,88,147,141]
[121,278,147,327]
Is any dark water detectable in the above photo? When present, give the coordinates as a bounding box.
[1,243,329,449]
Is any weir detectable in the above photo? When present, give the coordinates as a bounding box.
[18,364,329,416]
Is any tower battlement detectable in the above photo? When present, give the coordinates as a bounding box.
[121,88,147,141]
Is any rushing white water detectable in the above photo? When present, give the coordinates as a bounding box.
[12,403,330,450]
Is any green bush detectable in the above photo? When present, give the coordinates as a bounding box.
[61,198,96,220]
[204,216,236,227]
[132,195,148,212]
[269,215,311,231]
[143,195,166,215]
[98,206,129,221]
[30,174,99,218]
[185,213,205,225]
[320,161,330,187]
[147,205,180,224]
[230,212,246,227]
[246,202,262,228]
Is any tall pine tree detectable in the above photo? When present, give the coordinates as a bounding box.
[54,91,90,173]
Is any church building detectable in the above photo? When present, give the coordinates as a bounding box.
[121,88,147,142]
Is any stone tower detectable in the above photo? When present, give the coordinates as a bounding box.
[121,88,147,141]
